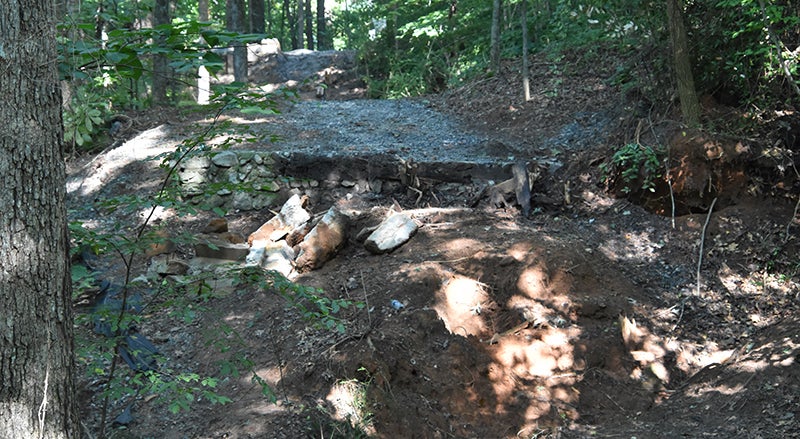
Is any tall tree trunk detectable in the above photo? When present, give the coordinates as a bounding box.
[199,0,208,23]
[283,0,291,49]
[304,0,313,49]
[490,0,502,72]
[152,0,171,104]
[266,0,273,34]
[316,0,326,49]
[0,0,80,437]
[250,0,265,33]
[198,0,211,104]
[295,0,304,49]
[666,0,700,127]
[227,0,248,83]
[521,0,530,101]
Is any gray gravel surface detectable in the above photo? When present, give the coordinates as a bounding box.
[261,99,518,164]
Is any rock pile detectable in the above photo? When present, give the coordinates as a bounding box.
[147,194,420,280]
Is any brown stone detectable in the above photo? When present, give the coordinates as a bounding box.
[145,229,176,258]
[194,237,249,261]
[202,218,229,233]
[218,231,246,244]
[295,207,349,271]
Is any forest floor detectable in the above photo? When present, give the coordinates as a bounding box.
[67,49,800,438]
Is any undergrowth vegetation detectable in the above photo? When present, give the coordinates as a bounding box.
[68,87,362,438]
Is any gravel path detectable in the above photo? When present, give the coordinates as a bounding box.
[262,99,510,164]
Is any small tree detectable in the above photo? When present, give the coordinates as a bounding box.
[666,0,701,127]
[153,0,172,104]
[490,0,502,72]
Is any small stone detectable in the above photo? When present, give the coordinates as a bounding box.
[259,181,281,192]
[202,218,228,234]
[179,169,206,184]
[232,192,254,210]
[194,237,249,261]
[145,229,175,257]
[148,255,189,276]
[261,241,295,277]
[212,151,238,168]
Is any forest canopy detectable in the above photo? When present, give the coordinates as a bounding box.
[58,0,799,149]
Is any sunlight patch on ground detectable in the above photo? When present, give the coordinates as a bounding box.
[439,237,483,259]
[485,324,581,426]
[66,125,177,197]
[326,379,376,435]
[717,261,799,310]
[433,274,490,336]
[507,242,536,261]
[136,205,175,223]
[597,230,665,262]
[516,265,573,313]
[251,366,283,387]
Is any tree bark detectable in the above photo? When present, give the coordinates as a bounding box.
[249,0,265,34]
[152,0,171,104]
[490,0,502,72]
[0,0,80,437]
[295,0,304,49]
[666,0,701,127]
[304,0,313,49]
[266,0,273,34]
[283,0,291,49]
[227,0,248,83]
[521,0,530,101]
[316,0,326,49]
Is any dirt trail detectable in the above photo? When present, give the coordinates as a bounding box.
[68,51,800,438]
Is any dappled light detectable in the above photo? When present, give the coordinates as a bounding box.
[433,274,491,336]
[598,230,666,262]
[66,125,178,198]
[57,0,800,434]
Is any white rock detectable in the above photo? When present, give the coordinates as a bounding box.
[364,213,418,254]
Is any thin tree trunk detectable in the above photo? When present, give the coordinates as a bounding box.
[666,0,701,127]
[304,0,313,49]
[266,0,273,34]
[295,0,304,49]
[490,0,502,72]
[521,0,530,101]
[227,0,248,83]
[152,0,171,104]
[250,0,265,33]
[0,0,79,437]
[283,0,291,49]
[316,0,326,49]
